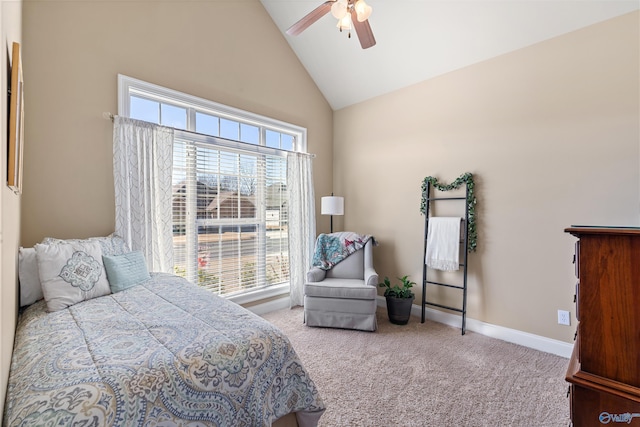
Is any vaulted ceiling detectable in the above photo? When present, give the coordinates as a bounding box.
[260,0,639,110]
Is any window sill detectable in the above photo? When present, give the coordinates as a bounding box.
[226,283,290,306]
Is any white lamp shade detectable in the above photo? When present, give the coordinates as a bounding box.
[321,196,344,216]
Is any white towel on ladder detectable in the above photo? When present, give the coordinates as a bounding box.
[425,217,461,271]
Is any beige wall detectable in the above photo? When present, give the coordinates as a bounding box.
[1,0,22,416]
[21,0,334,247]
[334,11,640,343]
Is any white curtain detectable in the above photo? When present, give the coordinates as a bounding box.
[287,152,316,307]
[113,116,175,273]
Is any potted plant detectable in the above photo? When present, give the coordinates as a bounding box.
[379,275,416,325]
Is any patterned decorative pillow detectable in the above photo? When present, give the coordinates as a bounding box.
[103,251,151,293]
[35,241,111,312]
[41,233,130,256]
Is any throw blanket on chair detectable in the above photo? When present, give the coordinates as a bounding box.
[312,232,375,270]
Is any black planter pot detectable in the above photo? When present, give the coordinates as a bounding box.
[385,295,415,325]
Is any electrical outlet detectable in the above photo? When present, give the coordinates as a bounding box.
[558,310,571,326]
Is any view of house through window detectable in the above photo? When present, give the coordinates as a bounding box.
[119,76,306,299]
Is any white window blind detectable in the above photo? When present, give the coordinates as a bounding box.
[172,135,289,295]
[118,75,305,298]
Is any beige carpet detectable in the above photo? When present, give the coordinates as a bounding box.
[262,307,571,427]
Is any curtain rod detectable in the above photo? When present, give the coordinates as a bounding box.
[103,112,316,158]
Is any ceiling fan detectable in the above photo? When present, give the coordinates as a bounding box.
[286,0,376,49]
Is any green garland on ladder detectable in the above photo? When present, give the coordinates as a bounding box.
[420,172,477,253]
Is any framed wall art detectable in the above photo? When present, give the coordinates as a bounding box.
[8,41,24,194]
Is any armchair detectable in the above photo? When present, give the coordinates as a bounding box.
[304,238,378,331]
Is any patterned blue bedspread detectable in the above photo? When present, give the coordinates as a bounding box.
[4,273,324,426]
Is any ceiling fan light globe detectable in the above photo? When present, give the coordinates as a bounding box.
[354,0,372,22]
[331,0,348,19]
[336,12,352,31]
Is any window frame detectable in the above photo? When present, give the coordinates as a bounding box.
[118,75,307,149]
[117,74,307,304]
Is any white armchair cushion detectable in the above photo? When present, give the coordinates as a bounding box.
[304,278,377,300]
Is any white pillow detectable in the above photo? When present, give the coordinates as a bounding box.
[41,233,129,256]
[35,241,111,312]
[18,247,44,307]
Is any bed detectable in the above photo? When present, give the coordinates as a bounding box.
[4,236,325,426]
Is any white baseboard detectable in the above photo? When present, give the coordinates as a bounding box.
[376,296,573,358]
[248,296,572,358]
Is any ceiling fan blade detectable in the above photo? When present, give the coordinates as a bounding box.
[286,1,334,36]
[351,9,376,49]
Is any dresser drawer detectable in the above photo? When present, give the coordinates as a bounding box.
[570,384,640,427]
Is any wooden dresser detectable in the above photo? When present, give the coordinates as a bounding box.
[565,227,640,426]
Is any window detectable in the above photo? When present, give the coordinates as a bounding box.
[118,75,306,303]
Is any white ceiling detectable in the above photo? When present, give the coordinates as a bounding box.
[260,0,639,110]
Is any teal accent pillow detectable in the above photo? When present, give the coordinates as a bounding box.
[103,251,151,293]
